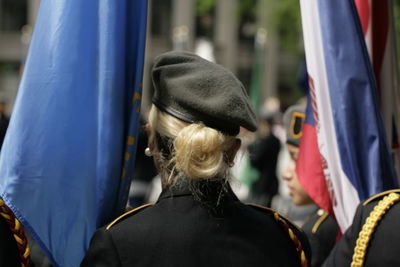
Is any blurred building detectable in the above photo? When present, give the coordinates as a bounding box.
[142,0,261,113]
[0,0,301,115]
[0,0,39,113]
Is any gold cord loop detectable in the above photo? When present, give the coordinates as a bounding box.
[351,193,400,267]
[0,199,31,267]
[247,204,309,267]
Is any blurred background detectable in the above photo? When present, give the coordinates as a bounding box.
[1,0,400,221]
[0,1,362,112]
[1,0,400,113]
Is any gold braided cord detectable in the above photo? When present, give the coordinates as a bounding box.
[351,192,400,267]
[0,199,31,267]
[23,246,30,258]
[301,250,306,263]
[14,233,24,244]
[1,211,11,220]
[272,211,309,267]
[248,203,309,267]
[15,219,21,230]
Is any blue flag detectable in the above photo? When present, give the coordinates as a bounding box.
[0,1,148,266]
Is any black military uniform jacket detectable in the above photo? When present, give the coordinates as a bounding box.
[82,182,310,267]
[302,209,338,267]
[324,189,400,267]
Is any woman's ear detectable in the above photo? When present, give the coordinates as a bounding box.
[226,138,241,165]
[145,123,156,154]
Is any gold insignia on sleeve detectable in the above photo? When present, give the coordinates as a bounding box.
[311,209,329,234]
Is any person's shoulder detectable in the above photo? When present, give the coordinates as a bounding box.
[350,189,400,266]
[305,209,338,235]
[247,203,302,232]
[362,189,400,206]
[354,189,400,220]
[324,190,400,267]
[352,189,400,231]
[355,188,400,234]
[246,203,310,266]
[106,203,153,231]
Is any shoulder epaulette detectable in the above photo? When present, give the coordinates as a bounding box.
[352,192,400,267]
[106,203,153,230]
[247,203,302,232]
[247,203,309,267]
[311,209,330,234]
[363,189,400,206]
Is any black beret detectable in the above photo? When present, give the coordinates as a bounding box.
[283,105,306,147]
[151,51,257,136]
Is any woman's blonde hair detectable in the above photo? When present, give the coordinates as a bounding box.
[148,105,237,186]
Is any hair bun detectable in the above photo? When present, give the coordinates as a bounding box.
[174,124,225,179]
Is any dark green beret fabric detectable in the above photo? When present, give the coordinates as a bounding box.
[283,105,306,147]
[151,51,257,135]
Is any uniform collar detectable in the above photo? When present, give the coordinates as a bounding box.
[156,179,239,203]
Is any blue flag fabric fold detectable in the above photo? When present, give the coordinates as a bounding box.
[0,1,148,266]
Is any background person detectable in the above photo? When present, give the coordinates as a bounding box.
[282,105,339,267]
[247,106,281,207]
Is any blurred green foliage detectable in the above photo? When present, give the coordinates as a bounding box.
[237,0,257,16]
[196,0,400,106]
[0,63,19,74]
[262,0,302,55]
[196,0,215,16]
[196,0,303,104]
[196,0,257,17]
[196,0,303,54]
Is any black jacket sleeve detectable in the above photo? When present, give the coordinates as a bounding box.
[81,228,122,267]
